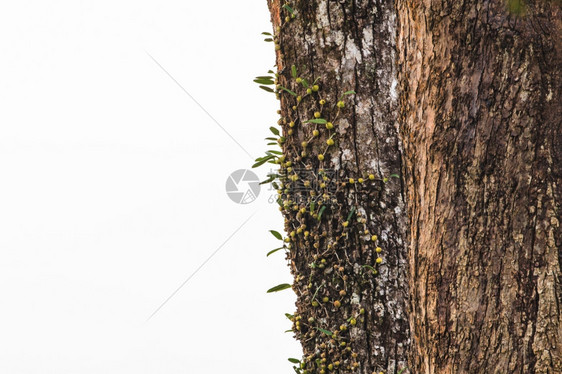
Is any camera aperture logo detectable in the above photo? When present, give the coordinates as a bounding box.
[225,169,261,204]
[226,168,341,205]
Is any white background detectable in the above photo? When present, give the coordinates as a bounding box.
[0,1,300,372]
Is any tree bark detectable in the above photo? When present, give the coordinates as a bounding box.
[266,1,561,373]
[266,1,410,373]
[397,1,562,373]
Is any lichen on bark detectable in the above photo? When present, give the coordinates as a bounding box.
[266,1,410,373]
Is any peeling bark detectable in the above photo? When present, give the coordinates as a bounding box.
[267,1,409,373]
[397,1,562,373]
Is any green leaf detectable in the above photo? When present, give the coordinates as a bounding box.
[288,358,300,364]
[267,283,292,293]
[267,247,284,256]
[259,85,274,93]
[270,230,283,240]
[397,368,408,374]
[280,87,297,96]
[304,119,327,124]
[252,155,275,168]
[285,313,294,320]
[291,65,297,78]
[254,78,274,85]
[317,328,333,336]
[310,201,316,213]
[251,159,268,168]
[301,78,309,88]
[262,32,272,36]
[317,206,326,220]
[270,126,280,136]
[264,38,273,42]
[311,284,323,300]
[346,207,356,222]
[362,264,376,272]
[267,150,283,155]
[284,329,293,333]
[339,90,357,101]
[260,175,277,185]
[265,137,277,141]
[267,142,277,146]
[282,4,294,14]
[389,173,400,179]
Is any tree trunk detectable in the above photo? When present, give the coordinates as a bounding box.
[397,1,562,373]
[266,1,561,373]
[266,1,410,373]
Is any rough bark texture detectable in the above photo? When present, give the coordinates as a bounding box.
[267,1,410,373]
[397,1,562,373]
